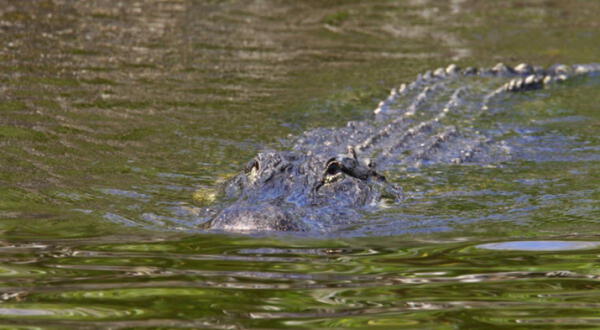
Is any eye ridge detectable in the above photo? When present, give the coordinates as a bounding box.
[244,158,259,174]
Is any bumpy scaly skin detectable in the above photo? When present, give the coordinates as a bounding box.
[208,63,600,233]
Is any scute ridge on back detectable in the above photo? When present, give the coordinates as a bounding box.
[208,62,600,233]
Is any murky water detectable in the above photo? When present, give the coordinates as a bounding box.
[1,0,600,327]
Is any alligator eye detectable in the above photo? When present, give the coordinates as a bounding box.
[315,160,344,192]
[325,161,342,176]
[244,158,259,174]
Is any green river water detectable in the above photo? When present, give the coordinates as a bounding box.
[1,0,600,328]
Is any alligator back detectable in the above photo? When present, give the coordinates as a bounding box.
[294,63,600,170]
[209,63,600,233]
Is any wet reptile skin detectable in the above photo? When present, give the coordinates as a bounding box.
[206,63,600,233]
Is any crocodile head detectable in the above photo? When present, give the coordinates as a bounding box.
[208,149,394,232]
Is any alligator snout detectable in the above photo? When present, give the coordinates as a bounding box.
[209,203,307,232]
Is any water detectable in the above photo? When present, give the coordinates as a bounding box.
[0,0,599,327]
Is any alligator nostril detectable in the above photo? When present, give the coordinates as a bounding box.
[366,158,375,168]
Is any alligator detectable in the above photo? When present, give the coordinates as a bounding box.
[206,63,600,233]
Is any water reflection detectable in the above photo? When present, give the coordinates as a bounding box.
[478,241,600,251]
[1,234,600,326]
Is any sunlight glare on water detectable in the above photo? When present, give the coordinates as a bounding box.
[478,241,600,251]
